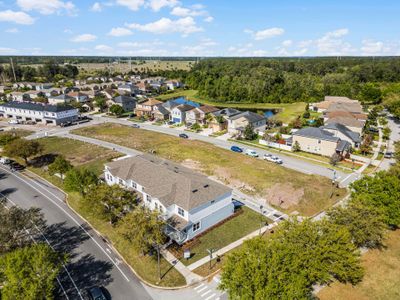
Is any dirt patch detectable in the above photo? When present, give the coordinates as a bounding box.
[265,183,304,209]
[181,159,203,171]
[212,167,256,193]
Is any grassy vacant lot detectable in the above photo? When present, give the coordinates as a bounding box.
[180,207,269,266]
[26,137,186,287]
[318,229,400,300]
[156,89,306,124]
[0,128,33,138]
[73,123,346,216]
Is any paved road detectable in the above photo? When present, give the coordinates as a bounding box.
[0,165,152,300]
[379,116,399,170]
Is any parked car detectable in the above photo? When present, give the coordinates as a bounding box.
[245,149,259,157]
[8,119,19,125]
[179,133,189,139]
[384,151,393,159]
[0,157,11,164]
[86,286,107,300]
[263,154,283,164]
[131,123,140,128]
[230,145,243,153]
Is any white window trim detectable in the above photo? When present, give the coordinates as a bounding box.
[193,221,201,232]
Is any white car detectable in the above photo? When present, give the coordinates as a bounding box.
[8,119,19,125]
[263,154,283,164]
[245,149,259,157]
[0,157,11,164]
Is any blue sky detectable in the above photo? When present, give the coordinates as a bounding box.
[0,0,399,56]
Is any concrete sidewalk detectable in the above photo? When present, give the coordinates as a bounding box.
[160,249,202,284]
[187,223,275,271]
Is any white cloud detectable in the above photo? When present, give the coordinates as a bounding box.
[71,33,97,42]
[95,44,113,52]
[316,28,355,55]
[126,17,202,36]
[5,28,19,33]
[108,27,133,37]
[91,2,102,12]
[360,40,391,55]
[227,43,267,56]
[282,40,292,47]
[17,0,77,15]
[0,10,34,25]
[64,28,72,33]
[148,0,179,11]
[0,47,17,54]
[246,27,285,40]
[325,28,349,38]
[181,38,217,56]
[117,40,164,48]
[116,0,145,11]
[203,16,213,22]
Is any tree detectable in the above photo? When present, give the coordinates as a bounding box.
[292,141,301,152]
[219,218,363,299]
[243,123,257,140]
[0,244,65,300]
[351,171,400,227]
[94,96,107,112]
[109,104,125,117]
[0,199,46,255]
[118,206,165,255]
[48,156,73,181]
[191,123,201,132]
[0,133,19,146]
[63,168,98,196]
[84,184,135,224]
[326,202,386,248]
[382,127,391,140]
[361,83,382,104]
[330,153,342,166]
[4,139,43,166]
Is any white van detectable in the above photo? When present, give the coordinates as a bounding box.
[8,119,19,125]
[245,149,259,157]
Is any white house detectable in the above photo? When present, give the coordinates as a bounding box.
[48,94,75,105]
[0,101,78,125]
[104,155,234,244]
[67,92,89,103]
[165,80,181,90]
[170,104,195,124]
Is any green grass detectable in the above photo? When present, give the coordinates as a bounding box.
[156,89,307,124]
[72,123,347,216]
[24,137,186,287]
[179,207,270,266]
[318,229,400,300]
[0,128,33,138]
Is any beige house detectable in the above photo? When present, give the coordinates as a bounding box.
[292,127,351,157]
[134,98,162,117]
[227,111,266,135]
[186,105,219,125]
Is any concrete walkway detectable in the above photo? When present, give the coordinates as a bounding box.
[160,249,202,284]
[357,123,383,174]
[187,223,274,271]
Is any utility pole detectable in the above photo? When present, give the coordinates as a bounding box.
[207,248,216,274]
[259,205,264,235]
[10,58,16,82]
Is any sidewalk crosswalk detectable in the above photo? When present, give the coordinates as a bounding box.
[193,282,224,300]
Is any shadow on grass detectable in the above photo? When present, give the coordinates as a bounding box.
[30,153,58,168]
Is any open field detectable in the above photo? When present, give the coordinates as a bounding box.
[0,128,33,138]
[156,89,307,124]
[318,229,400,300]
[24,137,186,287]
[76,60,194,73]
[178,207,269,266]
[72,123,347,216]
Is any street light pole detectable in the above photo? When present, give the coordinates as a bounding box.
[207,248,215,274]
[259,205,264,235]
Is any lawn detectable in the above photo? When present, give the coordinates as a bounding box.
[24,137,187,287]
[178,207,269,266]
[72,123,347,216]
[318,229,400,300]
[156,89,306,124]
[0,128,33,138]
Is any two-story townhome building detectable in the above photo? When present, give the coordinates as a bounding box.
[48,94,75,105]
[104,155,234,244]
[170,104,196,124]
[227,111,267,135]
[67,92,89,103]
[0,101,79,125]
[186,105,219,126]
[134,98,162,118]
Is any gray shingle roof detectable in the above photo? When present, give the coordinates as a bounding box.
[336,140,351,152]
[50,94,74,101]
[293,127,340,142]
[212,108,241,117]
[229,111,266,122]
[0,101,76,112]
[105,155,232,211]
[112,95,136,104]
[322,123,361,143]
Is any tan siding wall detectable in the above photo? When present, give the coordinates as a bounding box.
[293,135,338,157]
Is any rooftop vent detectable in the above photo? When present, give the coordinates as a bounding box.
[192,189,198,193]
[204,184,209,188]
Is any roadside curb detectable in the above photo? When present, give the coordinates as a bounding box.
[21,169,195,291]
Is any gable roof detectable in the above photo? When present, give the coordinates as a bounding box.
[326,116,364,128]
[105,155,232,211]
[322,122,361,143]
[112,95,136,104]
[198,105,219,114]
[174,104,195,112]
[325,102,364,114]
[212,108,241,118]
[140,98,162,106]
[0,101,76,113]
[293,127,340,142]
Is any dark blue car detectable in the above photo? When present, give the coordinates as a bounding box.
[230,145,243,153]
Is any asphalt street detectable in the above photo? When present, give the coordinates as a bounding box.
[0,164,153,300]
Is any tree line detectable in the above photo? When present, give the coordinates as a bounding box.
[219,142,400,299]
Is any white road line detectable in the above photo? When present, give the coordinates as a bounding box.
[204,294,216,300]
[340,173,353,184]
[0,195,70,300]
[201,290,211,297]
[194,283,205,290]
[0,166,131,282]
[196,286,208,293]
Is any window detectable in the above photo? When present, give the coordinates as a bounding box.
[178,207,185,217]
[131,182,137,189]
[155,202,158,210]
[146,194,151,202]
[118,178,123,185]
[193,222,200,232]
[318,140,321,144]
